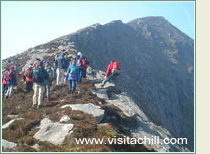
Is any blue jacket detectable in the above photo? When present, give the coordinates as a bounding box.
[7,70,17,86]
[54,54,67,69]
[66,64,79,81]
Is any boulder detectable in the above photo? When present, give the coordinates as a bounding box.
[95,82,115,89]
[2,139,17,150]
[2,118,24,129]
[91,89,108,100]
[60,115,71,123]
[61,103,104,121]
[33,118,74,145]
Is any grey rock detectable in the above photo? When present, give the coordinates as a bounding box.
[60,115,71,122]
[33,118,74,145]
[97,123,109,127]
[7,115,18,119]
[95,82,115,89]
[91,89,108,100]
[61,103,104,121]
[31,144,40,150]
[2,118,24,129]
[2,139,17,150]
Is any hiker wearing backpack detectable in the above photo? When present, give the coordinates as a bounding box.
[32,61,47,109]
[82,56,89,78]
[2,68,9,97]
[45,61,53,102]
[66,59,79,94]
[23,66,33,92]
[76,52,86,83]
[5,66,17,98]
[101,60,120,87]
[54,54,67,85]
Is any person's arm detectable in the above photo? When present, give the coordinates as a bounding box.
[14,73,17,86]
[105,64,112,77]
[66,67,70,80]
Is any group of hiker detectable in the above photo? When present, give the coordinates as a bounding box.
[2,50,120,109]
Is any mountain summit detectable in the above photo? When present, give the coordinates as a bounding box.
[2,16,194,152]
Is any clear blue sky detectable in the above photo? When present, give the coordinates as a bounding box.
[2,1,194,59]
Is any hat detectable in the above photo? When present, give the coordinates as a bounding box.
[10,66,14,70]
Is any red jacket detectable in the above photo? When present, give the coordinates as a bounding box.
[24,69,33,82]
[2,71,8,85]
[105,63,113,77]
[105,62,120,77]
[81,59,87,70]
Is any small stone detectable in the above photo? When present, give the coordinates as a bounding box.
[61,103,104,121]
[2,118,24,129]
[2,139,17,150]
[60,115,71,122]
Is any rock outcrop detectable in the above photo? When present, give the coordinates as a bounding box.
[33,118,74,145]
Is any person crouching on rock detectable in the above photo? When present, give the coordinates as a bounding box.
[66,59,79,94]
[101,60,120,87]
[45,61,53,102]
[23,65,33,92]
[5,66,17,98]
[32,61,47,109]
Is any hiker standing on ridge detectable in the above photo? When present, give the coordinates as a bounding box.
[101,60,120,87]
[45,61,53,102]
[76,52,86,83]
[66,59,79,94]
[5,66,17,98]
[2,68,9,97]
[32,61,47,109]
[23,66,33,92]
[54,52,67,85]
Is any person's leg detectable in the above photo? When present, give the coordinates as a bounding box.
[56,68,60,85]
[26,82,29,92]
[46,85,50,100]
[5,85,10,97]
[9,85,14,97]
[83,69,87,78]
[69,80,73,92]
[38,85,45,108]
[29,82,33,91]
[72,80,77,93]
[61,69,65,84]
[78,69,82,83]
[33,84,38,106]
[3,84,6,96]
[101,74,113,86]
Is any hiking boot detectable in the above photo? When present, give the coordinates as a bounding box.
[37,105,43,109]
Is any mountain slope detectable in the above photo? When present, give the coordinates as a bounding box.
[2,16,194,151]
[50,16,194,150]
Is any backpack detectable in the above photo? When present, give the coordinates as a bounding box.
[33,67,44,83]
[57,56,66,69]
[3,72,9,80]
[6,71,14,81]
[27,70,33,79]
[76,59,82,68]
[70,66,77,75]
[46,68,53,81]
[112,62,120,70]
